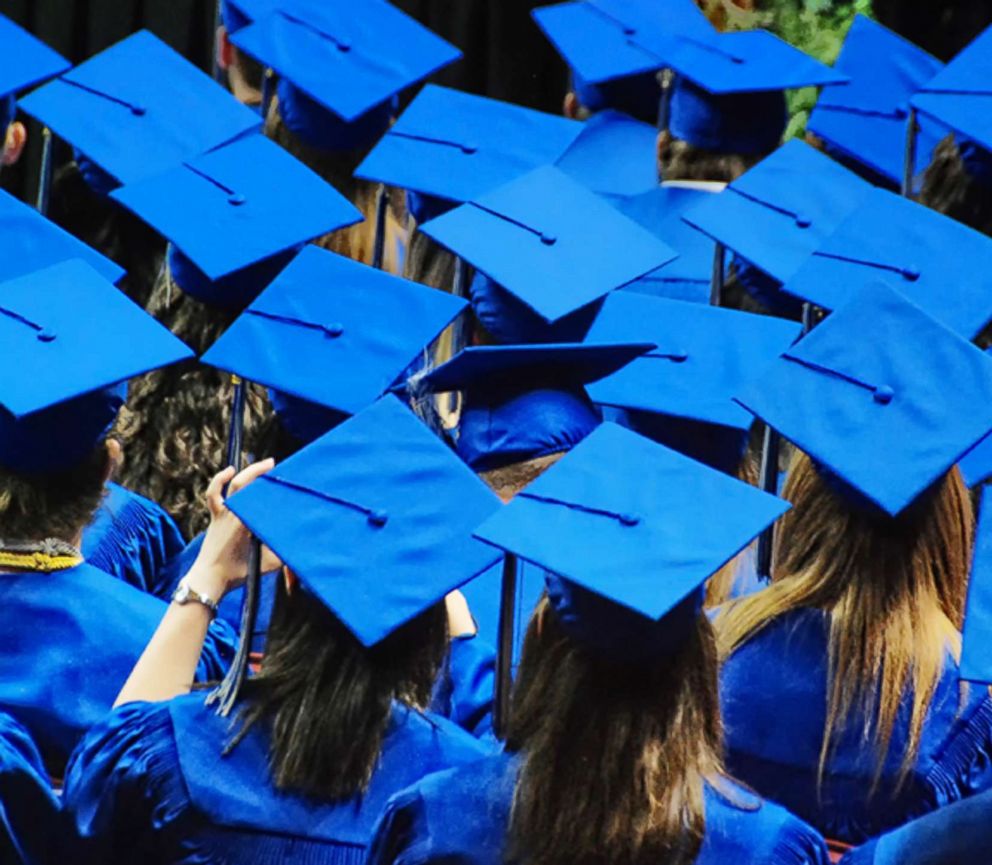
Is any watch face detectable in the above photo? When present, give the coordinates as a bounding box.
[175,584,190,603]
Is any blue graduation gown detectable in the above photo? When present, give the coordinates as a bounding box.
[63,692,490,865]
[368,752,830,865]
[720,607,992,844]
[0,563,236,774]
[0,713,60,865]
[83,483,186,598]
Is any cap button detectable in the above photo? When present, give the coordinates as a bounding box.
[893,107,908,120]
[36,329,56,343]
[130,105,147,116]
[336,39,352,52]
[873,385,894,405]
[623,25,637,35]
[228,193,247,206]
[902,265,921,281]
[367,510,389,528]
[671,349,689,363]
[795,215,812,229]
[325,323,344,338]
[460,143,478,155]
[540,233,557,246]
[619,513,640,527]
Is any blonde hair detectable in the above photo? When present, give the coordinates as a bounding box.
[716,450,973,789]
[264,101,404,275]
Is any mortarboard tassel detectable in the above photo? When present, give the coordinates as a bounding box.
[493,551,518,741]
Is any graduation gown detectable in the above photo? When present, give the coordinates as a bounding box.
[63,692,491,865]
[83,482,186,598]
[0,563,236,774]
[720,607,992,844]
[0,713,60,865]
[368,752,831,865]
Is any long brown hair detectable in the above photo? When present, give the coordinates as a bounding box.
[229,576,448,800]
[717,451,973,787]
[920,135,992,240]
[506,597,727,865]
[117,267,277,538]
[265,103,404,274]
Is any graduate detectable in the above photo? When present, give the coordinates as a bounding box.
[716,280,992,844]
[0,260,235,774]
[62,396,497,864]
[215,0,272,108]
[113,135,360,539]
[409,340,654,733]
[369,422,830,865]
[231,0,461,272]
[0,712,60,865]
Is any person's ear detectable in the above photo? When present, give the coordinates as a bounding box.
[104,438,123,483]
[216,25,235,72]
[656,129,672,175]
[283,566,298,595]
[2,121,27,167]
[563,91,581,120]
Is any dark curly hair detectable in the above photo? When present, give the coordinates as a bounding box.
[919,135,992,239]
[116,268,277,539]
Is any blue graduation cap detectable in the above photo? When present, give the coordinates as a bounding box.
[736,280,992,516]
[225,395,503,646]
[411,341,652,472]
[472,422,789,661]
[0,259,193,474]
[961,485,992,684]
[0,188,124,285]
[808,15,944,187]
[533,0,714,120]
[0,13,69,131]
[19,30,261,188]
[356,84,583,207]
[584,291,801,431]
[615,184,718,303]
[232,0,461,149]
[110,133,362,307]
[911,24,992,158]
[220,0,278,34]
[780,186,992,339]
[421,165,677,323]
[553,109,660,200]
[682,139,874,285]
[201,245,467,420]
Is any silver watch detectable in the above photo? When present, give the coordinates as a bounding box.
[171,581,219,616]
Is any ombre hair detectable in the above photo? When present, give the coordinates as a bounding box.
[717,449,974,789]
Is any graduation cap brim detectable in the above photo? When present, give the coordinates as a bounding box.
[226,396,503,646]
[961,485,992,684]
[735,280,992,516]
[0,14,70,98]
[110,134,363,283]
[0,188,125,285]
[473,422,790,621]
[231,2,462,124]
[779,187,992,340]
[584,292,801,430]
[0,259,193,419]
[414,341,656,394]
[355,84,583,205]
[19,30,261,186]
[421,165,677,323]
[201,246,467,414]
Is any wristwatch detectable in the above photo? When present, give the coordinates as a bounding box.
[171,580,219,617]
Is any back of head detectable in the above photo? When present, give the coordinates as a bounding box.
[718,450,973,785]
[507,596,723,865]
[231,576,448,800]
[919,135,992,240]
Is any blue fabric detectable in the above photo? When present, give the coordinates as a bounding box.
[0,384,124,476]
[669,76,786,155]
[0,563,234,774]
[83,482,186,596]
[733,257,805,319]
[0,712,59,865]
[167,243,296,311]
[368,752,830,865]
[268,389,348,447]
[63,692,488,864]
[571,71,660,125]
[458,387,600,473]
[721,607,992,844]
[430,636,497,739]
[961,485,992,685]
[469,272,601,345]
[277,79,393,152]
[0,14,69,105]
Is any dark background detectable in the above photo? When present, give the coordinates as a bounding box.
[0,0,567,199]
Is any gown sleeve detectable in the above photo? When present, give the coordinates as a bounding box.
[62,702,189,865]
[194,618,238,683]
[767,813,832,865]
[367,786,437,865]
[433,636,495,739]
[0,715,60,865]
